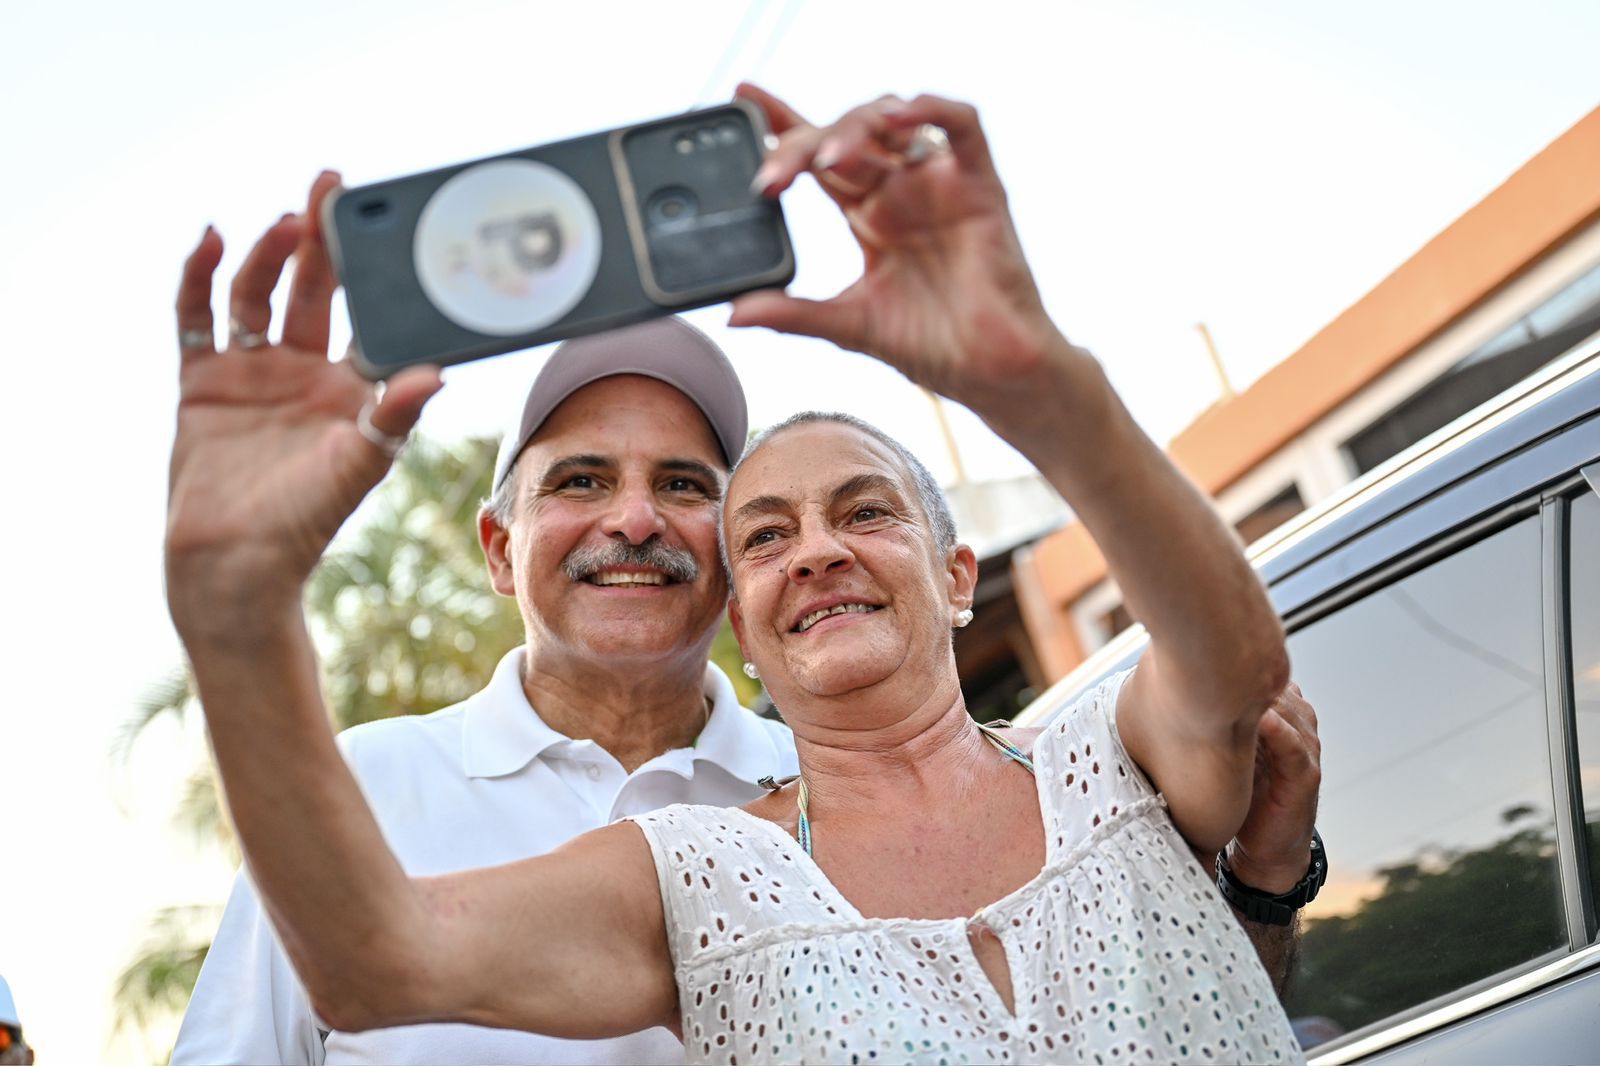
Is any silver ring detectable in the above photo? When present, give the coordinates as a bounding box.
[178,328,213,351]
[229,317,270,350]
[356,401,408,458]
[905,123,951,164]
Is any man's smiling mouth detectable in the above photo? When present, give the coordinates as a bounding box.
[794,603,880,632]
[586,569,670,587]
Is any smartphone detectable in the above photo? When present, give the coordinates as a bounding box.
[322,100,795,379]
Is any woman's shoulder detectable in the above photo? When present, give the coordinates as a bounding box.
[1014,668,1136,753]
[1027,668,1158,809]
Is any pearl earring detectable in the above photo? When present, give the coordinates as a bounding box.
[954,609,974,628]
[742,662,761,680]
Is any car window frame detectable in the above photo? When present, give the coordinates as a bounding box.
[1011,381,1600,1060]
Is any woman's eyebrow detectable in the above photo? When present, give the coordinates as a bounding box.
[729,493,792,526]
[731,473,906,526]
[830,473,903,506]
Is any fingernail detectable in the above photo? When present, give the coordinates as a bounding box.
[202,223,215,238]
[813,139,841,171]
[749,160,780,195]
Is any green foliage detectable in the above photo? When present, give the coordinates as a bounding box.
[1285,811,1567,1037]
[112,906,214,1035]
[307,437,523,728]
[111,663,194,764]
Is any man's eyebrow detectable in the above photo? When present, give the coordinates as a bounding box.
[660,458,726,498]
[534,454,613,484]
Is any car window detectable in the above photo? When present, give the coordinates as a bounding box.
[1278,515,1566,1046]
[1570,489,1600,909]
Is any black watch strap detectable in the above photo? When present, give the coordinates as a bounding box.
[1216,829,1326,927]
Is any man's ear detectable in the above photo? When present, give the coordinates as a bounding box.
[728,596,751,661]
[479,510,517,597]
[947,543,978,617]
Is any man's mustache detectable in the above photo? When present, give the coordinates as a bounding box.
[562,541,700,584]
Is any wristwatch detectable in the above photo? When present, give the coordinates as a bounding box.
[1216,829,1326,927]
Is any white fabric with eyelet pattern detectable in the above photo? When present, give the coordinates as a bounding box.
[630,670,1303,1065]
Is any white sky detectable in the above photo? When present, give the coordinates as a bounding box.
[1,1,1596,1061]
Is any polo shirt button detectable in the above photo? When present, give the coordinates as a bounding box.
[585,764,602,781]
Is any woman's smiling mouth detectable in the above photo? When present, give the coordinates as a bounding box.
[793,602,881,632]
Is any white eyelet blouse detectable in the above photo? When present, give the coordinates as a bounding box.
[631,671,1303,1065]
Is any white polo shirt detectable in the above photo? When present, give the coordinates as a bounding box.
[172,648,798,1066]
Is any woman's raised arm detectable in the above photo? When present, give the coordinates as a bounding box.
[165,178,675,1036]
[730,87,1288,853]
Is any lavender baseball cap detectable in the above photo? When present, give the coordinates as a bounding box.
[492,316,748,492]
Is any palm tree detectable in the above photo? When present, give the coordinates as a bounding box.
[114,434,758,1056]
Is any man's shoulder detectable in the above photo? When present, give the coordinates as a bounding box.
[743,710,796,749]
[334,698,472,768]
[734,709,799,773]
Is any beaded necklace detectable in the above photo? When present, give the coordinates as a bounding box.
[792,722,1035,858]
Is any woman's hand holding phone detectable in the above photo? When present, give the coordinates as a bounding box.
[166,172,443,643]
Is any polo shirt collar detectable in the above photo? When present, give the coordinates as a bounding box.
[462,648,782,783]
[462,648,568,778]
[690,662,786,784]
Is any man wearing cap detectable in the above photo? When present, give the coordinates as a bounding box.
[172,205,798,1061]
[0,976,33,1066]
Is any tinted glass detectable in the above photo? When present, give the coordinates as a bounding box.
[1280,516,1565,1045]
[1570,489,1600,907]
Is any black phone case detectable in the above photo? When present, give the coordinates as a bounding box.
[322,101,794,380]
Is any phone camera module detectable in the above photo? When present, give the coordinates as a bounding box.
[716,121,742,146]
[646,186,700,227]
[674,134,696,155]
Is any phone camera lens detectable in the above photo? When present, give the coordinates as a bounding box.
[716,122,741,146]
[356,198,393,228]
[674,134,695,154]
[696,127,718,149]
[646,186,699,227]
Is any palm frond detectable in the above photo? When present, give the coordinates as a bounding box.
[112,905,219,1033]
[113,664,195,765]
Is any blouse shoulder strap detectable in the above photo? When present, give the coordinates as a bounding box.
[1035,669,1159,847]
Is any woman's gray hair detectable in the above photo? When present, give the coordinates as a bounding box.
[734,411,959,553]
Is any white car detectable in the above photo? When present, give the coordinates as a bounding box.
[1017,333,1600,1063]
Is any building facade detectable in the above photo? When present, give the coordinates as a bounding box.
[1011,107,1600,681]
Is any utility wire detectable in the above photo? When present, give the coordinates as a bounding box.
[692,0,771,108]
[692,0,805,109]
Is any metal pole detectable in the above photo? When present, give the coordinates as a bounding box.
[1196,321,1236,400]
[924,389,969,486]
